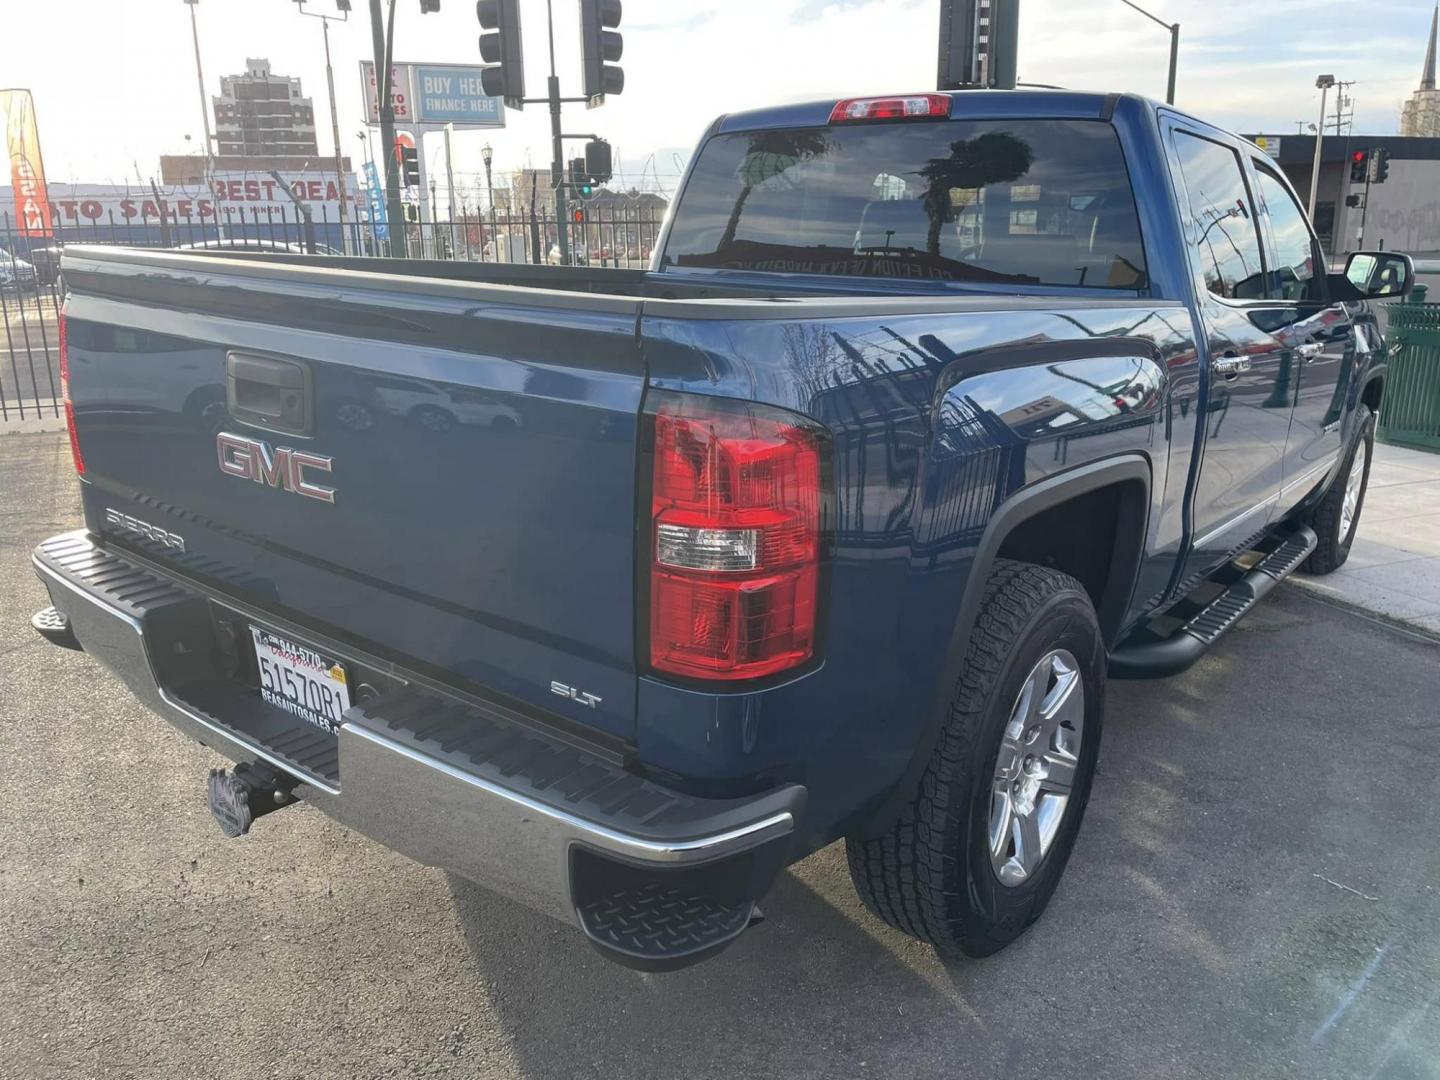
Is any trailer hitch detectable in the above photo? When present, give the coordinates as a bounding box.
[207,761,299,838]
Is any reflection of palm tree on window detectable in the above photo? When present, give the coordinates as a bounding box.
[718,131,832,250]
[916,133,1034,256]
[1195,197,1253,293]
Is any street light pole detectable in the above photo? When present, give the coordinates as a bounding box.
[1119,0,1179,105]
[443,122,457,259]
[182,0,224,240]
[1308,74,1336,221]
[481,142,494,262]
[294,2,351,252]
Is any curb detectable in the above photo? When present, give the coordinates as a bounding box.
[1285,578,1440,646]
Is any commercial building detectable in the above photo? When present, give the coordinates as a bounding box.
[213,59,319,158]
[1245,134,1440,258]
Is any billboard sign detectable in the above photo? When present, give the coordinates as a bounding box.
[360,62,413,124]
[412,65,503,124]
[45,170,358,229]
[360,61,504,128]
[2,89,53,237]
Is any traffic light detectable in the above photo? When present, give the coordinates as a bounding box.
[400,146,420,187]
[584,138,612,185]
[477,0,526,108]
[1345,193,1362,208]
[568,157,595,198]
[419,0,440,11]
[579,0,624,106]
[403,203,419,223]
[572,207,586,225]
[1371,148,1391,184]
[1350,150,1368,184]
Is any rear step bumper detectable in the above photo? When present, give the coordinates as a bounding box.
[32,530,803,970]
[1109,525,1318,679]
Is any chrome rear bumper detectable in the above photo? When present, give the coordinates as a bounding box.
[34,531,801,966]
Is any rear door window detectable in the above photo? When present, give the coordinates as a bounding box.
[660,119,1148,290]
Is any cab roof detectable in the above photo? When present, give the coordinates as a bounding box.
[713,89,1145,134]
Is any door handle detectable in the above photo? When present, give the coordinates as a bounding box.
[1212,352,1249,377]
[1296,342,1325,362]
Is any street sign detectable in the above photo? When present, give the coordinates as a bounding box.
[360,61,503,128]
[413,65,503,125]
[1253,135,1283,159]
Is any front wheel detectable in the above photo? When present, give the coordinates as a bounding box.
[846,560,1105,959]
[1302,405,1373,575]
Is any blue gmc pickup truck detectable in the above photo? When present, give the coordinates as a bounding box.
[32,90,1412,970]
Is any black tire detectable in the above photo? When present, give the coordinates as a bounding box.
[846,559,1105,959]
[1302,405,1374,575]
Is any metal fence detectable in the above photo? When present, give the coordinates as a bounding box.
[0,202,666,424]
[1377,302,1440,452]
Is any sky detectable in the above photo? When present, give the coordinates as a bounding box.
[4,0,1438,210]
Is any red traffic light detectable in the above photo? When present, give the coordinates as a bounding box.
[1351,150,1366,163]
[572,209,585,224]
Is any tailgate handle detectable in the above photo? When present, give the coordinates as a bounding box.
[226,352,312,437]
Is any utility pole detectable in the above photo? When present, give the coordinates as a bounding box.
[368,0,406,257]
[545,2,571,265]
[1330,79,1355,136]
[937,0,1021,91]
[1308,74,1336,220]
[294,1,350,252]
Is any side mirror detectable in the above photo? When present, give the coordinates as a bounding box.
[1343,251,1415,299]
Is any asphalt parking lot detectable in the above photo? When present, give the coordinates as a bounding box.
[3,430,1439,1080]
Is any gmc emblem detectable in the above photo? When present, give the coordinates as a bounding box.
[216,432,336,504]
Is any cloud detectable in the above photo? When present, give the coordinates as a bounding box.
[4,0,1434,193]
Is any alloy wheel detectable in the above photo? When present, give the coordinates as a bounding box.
[988,649,1085,887]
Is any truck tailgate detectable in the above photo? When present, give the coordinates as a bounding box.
[62,249,645,740]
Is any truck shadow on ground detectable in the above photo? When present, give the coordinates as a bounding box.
[444,592,1440,1080]
[446,857,987,1079]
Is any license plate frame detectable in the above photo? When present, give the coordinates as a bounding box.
[249,625,352,736]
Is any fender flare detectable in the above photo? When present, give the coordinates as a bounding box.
[855,453,1152,838]
[1357,362,1386,410]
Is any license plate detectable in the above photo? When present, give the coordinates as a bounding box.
[250,626,351,736]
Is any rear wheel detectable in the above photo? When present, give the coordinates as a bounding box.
[846,560,1105,958]
[1302,405,1373,575]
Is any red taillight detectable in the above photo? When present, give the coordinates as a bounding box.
[58,312,84,475]
[829,93,950,124]
[648,396,825,682]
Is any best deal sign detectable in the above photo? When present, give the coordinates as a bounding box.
[48,171,358,227]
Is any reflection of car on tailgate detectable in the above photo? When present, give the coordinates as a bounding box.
[372,376,522,432]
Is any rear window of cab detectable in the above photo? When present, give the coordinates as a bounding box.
[660,118,1148,290]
